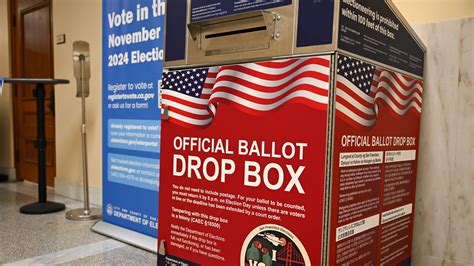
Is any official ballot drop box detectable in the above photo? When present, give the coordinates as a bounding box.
[158,1,426,265]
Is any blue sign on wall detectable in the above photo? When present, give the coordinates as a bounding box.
[102,0,165,237]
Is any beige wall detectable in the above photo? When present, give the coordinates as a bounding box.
[393,0,474,24]
[53,0,102,203]
[0,0,15,178]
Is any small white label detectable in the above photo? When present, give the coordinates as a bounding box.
[381,204,413,224]
[339,151,383,168]
[336,214,380,242]
[385,150,416,163]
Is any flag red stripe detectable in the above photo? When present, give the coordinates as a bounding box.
[374,99,422,118]
[211,84,329,105]
[372,86,423,109]
[336,81,374,109]
[335,95,375,121]
[206,72,218,78]
[371,75,423,95]
[167,106,212,120]
[220,58,330,81]
[336,109,373,130]
[162,94,208,110]
[204,83,214,89]
[215,71,329,93]
[209,97,328,116]
[255,59,302,68]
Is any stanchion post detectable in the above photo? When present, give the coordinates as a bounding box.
[66,41,101,221]
[36,83,47,204]
[11,79,69,214]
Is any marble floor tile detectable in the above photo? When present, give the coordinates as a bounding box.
[0,182,156,265]
[0,187,105,263]
[4,239,126,266]
[60,245,157,266]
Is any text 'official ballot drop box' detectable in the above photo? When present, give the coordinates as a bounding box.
[158,1,426,265]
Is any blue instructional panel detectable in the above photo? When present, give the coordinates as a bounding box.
[103,0,164,237]
[190,0,292,22]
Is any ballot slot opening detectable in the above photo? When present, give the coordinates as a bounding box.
[204,26,268,39]
[188,11,278,56]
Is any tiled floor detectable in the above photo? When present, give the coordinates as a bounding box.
[0,181,156,265]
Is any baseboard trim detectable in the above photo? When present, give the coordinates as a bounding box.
[55,178,102,206]
[0,167,16,181]
[91,221,157,253]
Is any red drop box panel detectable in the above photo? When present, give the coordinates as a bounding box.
[157,53,424,265]
[329,55,423,266]
[158,56,331,265]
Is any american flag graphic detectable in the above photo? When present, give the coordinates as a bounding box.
[162,56,331,128]
[336,55,423,128]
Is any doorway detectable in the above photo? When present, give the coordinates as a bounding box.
[10,0,56,187]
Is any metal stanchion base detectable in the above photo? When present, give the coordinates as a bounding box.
[66,208,101,221]
[20,201,66,215]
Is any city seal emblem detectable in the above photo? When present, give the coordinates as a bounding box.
[240,224,311,266]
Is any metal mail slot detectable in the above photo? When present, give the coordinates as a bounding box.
[186,7,295,66]
[165,1,302,68]
[188,11,282,56]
